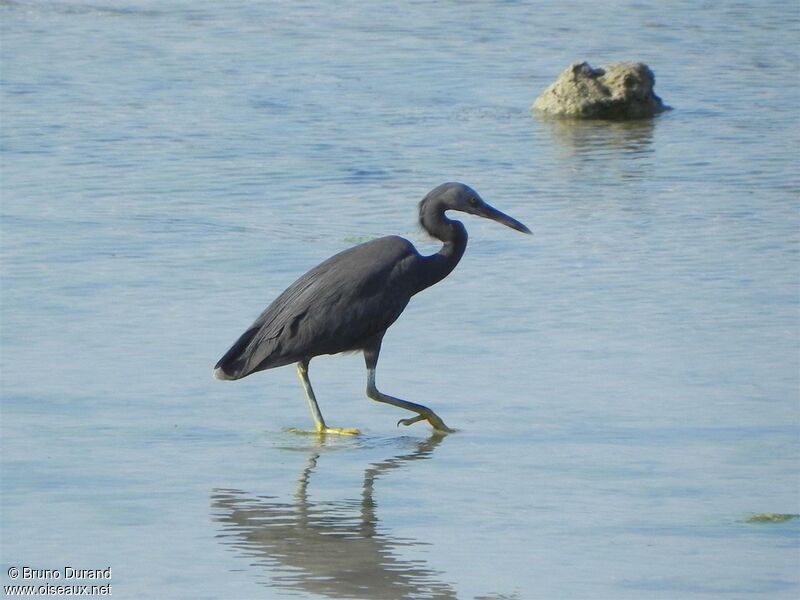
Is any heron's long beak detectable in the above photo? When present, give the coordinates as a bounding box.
[479,203,532,234]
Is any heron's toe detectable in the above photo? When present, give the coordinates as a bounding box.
[397,413,455,433]
[323,427,361,436]
[397,415,426,427]
[287,426,361,436]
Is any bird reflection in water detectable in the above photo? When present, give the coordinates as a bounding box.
[211,435,457,599]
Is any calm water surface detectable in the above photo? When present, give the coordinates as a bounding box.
[2,1,799,598]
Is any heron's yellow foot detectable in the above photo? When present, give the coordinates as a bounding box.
[287,426,361,436]
[320,426,360,436]
[397,413,455,434]
[398,415,426,427]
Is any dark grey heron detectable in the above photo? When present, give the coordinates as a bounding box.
[214,182,530,434]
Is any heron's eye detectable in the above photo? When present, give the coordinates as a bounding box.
[469,197,480,207]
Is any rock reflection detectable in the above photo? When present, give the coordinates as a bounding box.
[538,115,656,158]
[212,436,456,599]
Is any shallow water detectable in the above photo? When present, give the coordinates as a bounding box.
[2,1,799,598]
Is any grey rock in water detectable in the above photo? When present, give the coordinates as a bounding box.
[533,62,668,119]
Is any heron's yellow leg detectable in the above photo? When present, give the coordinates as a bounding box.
[365,366,455,434]
[293,362,360,436]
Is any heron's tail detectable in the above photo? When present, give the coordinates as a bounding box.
[213,367,234,380]
[213,327,260,380]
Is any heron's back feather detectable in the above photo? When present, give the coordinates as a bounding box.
[214,236,421,379]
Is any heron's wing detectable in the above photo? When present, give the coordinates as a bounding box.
[216,236,421,378]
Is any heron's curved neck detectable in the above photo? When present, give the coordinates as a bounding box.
[416,199,468,292]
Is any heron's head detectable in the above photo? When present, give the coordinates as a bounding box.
[423,182,531,234]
